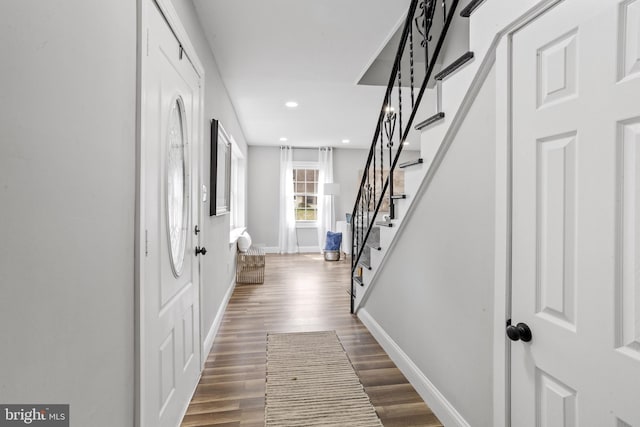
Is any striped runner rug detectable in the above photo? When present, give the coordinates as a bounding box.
[265,331,383,427]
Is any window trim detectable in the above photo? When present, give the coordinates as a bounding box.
[229,145,245,230]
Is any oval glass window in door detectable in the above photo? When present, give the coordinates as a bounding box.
[166,98,189,276]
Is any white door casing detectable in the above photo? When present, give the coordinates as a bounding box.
[139,1,202,426]
[511,0,640,426]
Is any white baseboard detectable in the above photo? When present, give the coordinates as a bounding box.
[202,274,236,363]
[261,246,320,254]
[358,308,471,427]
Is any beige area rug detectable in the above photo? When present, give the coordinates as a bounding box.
[265,331,383,427]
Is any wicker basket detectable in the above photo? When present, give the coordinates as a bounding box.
[236,246,265,284]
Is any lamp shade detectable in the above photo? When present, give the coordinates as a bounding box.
[323,183,340,196]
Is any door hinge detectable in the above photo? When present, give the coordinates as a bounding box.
[146,29,150,57]
[145,229,149,257]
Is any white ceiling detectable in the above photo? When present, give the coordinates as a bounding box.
[193,0,412,149]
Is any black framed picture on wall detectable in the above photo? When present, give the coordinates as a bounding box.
[210,118,231,216]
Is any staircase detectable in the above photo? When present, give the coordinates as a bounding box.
[351,0,487,313]
[348,1,588,425]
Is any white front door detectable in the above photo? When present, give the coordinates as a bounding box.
[511,0,640,425]
[139,1,202,426]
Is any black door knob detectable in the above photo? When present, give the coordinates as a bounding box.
[506,321,532,342]
[195,246,207,256]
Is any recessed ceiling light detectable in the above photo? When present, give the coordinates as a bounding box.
[403,141,410,146]
[280,137,288,142]
[342,139,350,144]
[285,101,299,108]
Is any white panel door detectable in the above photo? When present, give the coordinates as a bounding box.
[511,0,640,426]
[140,1,201,426]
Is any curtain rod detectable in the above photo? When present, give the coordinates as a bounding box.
[279,146,333,150]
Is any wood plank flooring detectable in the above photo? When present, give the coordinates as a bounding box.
[181,253,442,427]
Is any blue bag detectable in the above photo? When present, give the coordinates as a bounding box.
[324,231,342,251]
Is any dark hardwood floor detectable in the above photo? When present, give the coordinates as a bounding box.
[181,253,443,427]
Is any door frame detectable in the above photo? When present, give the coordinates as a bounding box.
[135,0,206,425]
[492,1,564,427]
[495,1,627,426]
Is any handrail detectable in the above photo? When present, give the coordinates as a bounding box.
[350,0,460,313]
[350,0,420,218]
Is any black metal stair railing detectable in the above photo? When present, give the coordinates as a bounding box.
[350,0,460,313]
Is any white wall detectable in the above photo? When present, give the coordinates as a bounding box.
[247,146,420,250]
[0,1,250,424]
[0,1,136,426]
[169,0,250,352]
[247,147,280,248]
[362,65,496,427]
[440,0,472,67]
[246,147,321,250]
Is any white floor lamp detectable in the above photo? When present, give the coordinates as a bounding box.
[323,182,340,232]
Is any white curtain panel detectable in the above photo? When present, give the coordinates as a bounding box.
[316,147,334,252]
[278,146,298,253]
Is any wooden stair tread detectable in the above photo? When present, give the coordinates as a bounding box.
[415,112,445,131]
[375,221,394,228]
[434,51,474,81]
[399,158,424,168]
[359,259,372,270]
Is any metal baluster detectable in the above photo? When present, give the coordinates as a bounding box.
[355,209,359,260]
[390,111,393,213]
[361,193,365,247]
[365,172,370,230]
[379,116,384,212]
[409,20,415,109]
[356,199,360,255]
[418,0,436,71]
[358,196,363,256]
[356,199,359,255]
[352,194,358,261]
[360,198,364,238]
[424,2,430,70]
[392,67,403,216]
[388,109,393,219]
[355,199,359,259]
[442,0,447,24]
[398,65,403,148]
[383,104,396,220]
[353,205,357,265]
[373,133,376,219]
